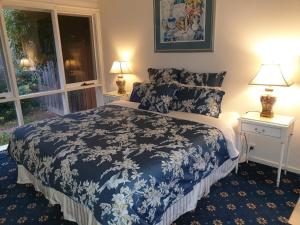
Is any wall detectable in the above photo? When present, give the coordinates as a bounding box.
[99,0,300,173]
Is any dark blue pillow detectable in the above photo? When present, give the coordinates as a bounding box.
[179,70,226,87]
[148,68,182,84]
[129,82,151,103]
[171,84,225,118]
[138,83,177,114]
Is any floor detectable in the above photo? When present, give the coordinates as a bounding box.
[0,150,299,225]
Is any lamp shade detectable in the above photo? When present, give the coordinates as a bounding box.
[249,64,290,87]
[109,61,132,74]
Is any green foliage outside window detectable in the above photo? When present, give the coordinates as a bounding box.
[1,9,57,146]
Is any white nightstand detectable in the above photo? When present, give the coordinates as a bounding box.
[236,112,295,187]
[103,91,129,104]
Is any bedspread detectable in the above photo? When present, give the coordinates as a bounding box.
[8,105,234,225]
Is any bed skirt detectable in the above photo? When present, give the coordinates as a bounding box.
[17,158,237,225]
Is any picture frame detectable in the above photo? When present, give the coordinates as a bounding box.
[154,0,215,52]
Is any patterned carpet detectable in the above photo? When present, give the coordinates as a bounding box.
[0,150,299,225]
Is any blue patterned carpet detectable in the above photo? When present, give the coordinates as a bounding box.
[0,150,299,225]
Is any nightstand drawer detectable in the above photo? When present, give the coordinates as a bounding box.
[241,123,281,138]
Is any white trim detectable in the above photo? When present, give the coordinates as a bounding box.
[0,0,100,11]
[66,84,102,92]
[91,11,106,105]
[93,9,106,94]
[51,9,70,114]
[0,7,24,125]
[19,89,65,100]
[95,86,104,106]
[54,10,104,108]
[249,155,300,175]
[0,96,15,103]
[66,80,100,89]
[0,92,13,99]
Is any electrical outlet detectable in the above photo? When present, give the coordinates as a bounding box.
[249,143,256,151]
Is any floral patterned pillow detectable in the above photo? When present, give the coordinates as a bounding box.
[138,83,177,114]
[148,68,182,83]
[129,82,151,103]
[179,70,226,87]
[171,84,225,118]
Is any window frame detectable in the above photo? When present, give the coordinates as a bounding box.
[0,1,105,131]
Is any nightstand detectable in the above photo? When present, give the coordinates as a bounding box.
[103,91,129,104]
[236,112,295,187]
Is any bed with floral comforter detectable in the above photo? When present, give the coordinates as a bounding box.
[8,104,238,225]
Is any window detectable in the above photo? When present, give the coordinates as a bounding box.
[4,9,61,95]
[21,94,64,125]
[0,102,17,146]
[0,5,103,148]
[58,15,97,84]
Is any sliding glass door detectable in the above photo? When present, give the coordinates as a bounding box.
[0,5,103,147]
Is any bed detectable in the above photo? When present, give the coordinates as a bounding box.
[8,100,239,225]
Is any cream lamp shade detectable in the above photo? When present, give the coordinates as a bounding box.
[249,64,290,87]
[249,63,291,118]
[109,61,132,75]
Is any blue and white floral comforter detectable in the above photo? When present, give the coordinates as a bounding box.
[8,104,237,225]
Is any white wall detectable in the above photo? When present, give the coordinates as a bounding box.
[99,0,300,173]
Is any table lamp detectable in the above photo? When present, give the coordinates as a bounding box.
[249,63,291,118]
[109,61,132,94]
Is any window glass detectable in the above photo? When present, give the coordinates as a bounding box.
[68,87,96,113]
[4,9,61,95]
[0,36,10,94]
[58,15,96,84]
[21,94,63,125]
[0,102,17,146]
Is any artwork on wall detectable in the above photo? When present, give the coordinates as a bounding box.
[154,0,215,52]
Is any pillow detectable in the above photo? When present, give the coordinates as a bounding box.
[138,83,177,114]
[148,68,182,83]
[179,70,226,87]
[129,82,151,103]
[171,84,225,118]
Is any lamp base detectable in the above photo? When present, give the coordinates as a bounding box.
[260,94,276,118]
[116,79,126,95]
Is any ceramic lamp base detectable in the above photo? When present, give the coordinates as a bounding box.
[116,79,126,94]
[260,94,276,118]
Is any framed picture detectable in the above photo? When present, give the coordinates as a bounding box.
[154,0,215,52]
